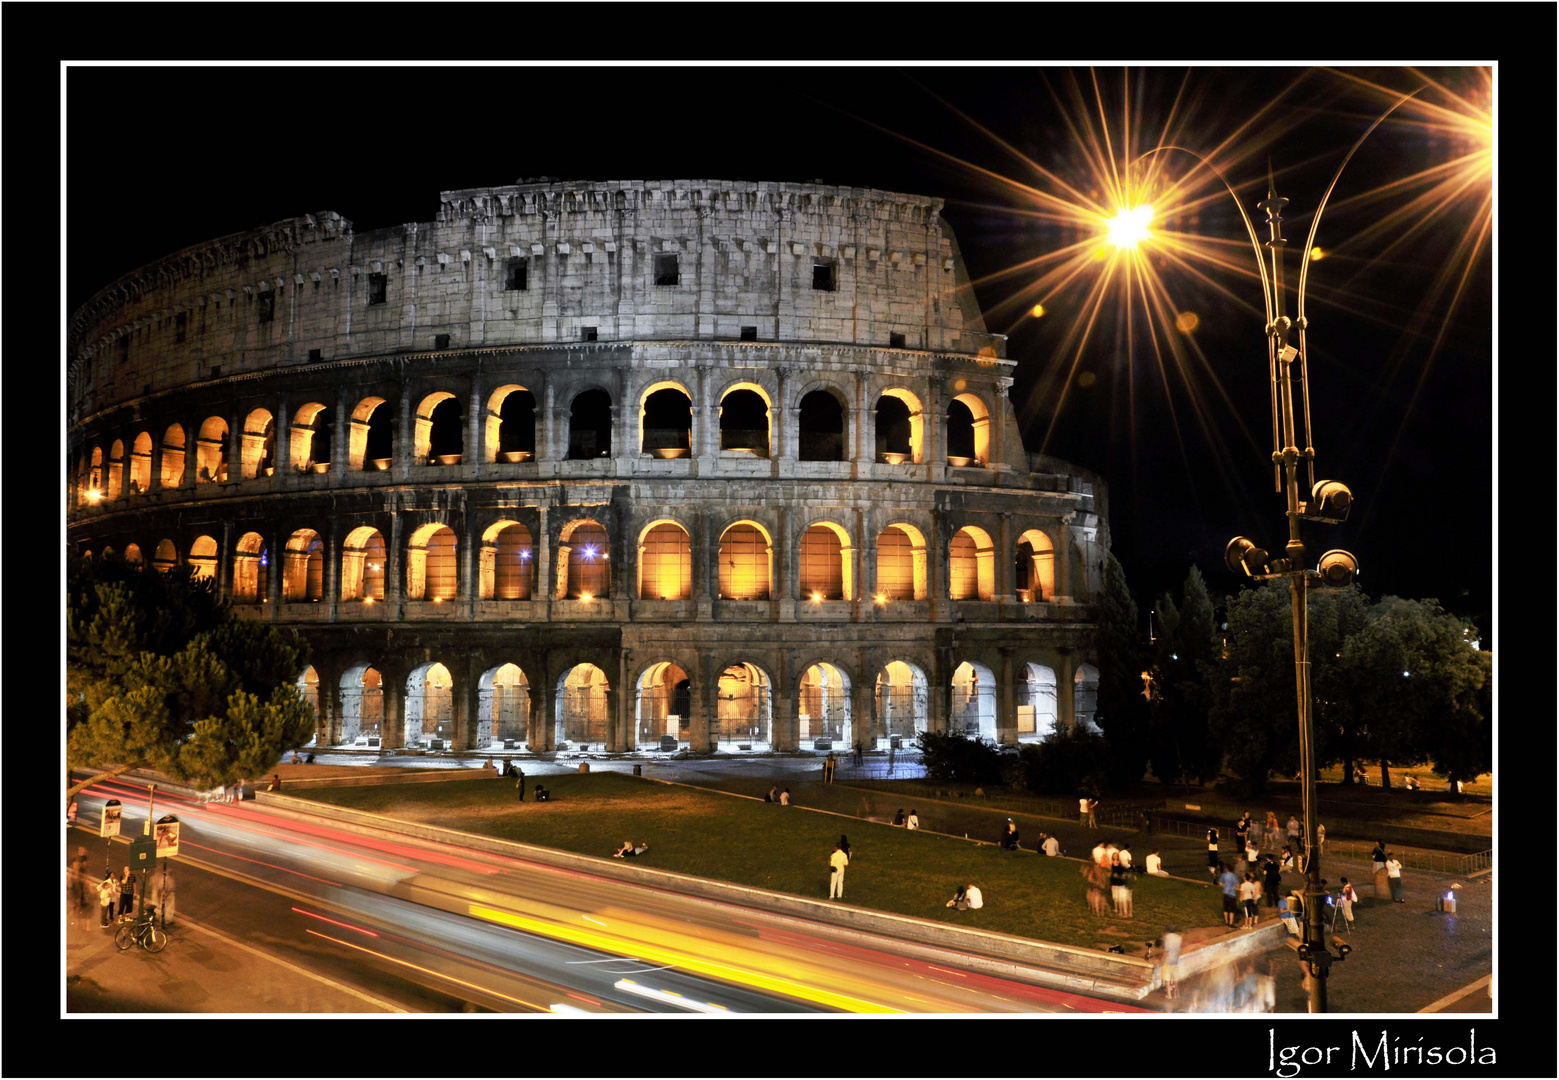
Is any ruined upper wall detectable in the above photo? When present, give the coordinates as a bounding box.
[68,180,1004,419]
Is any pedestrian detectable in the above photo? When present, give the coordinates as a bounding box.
[1339,877,1358,929]
[1265,811,1281,850]
[822,752,836,784]
[888,745,895,773]
[1040,832,1061,857]
[1280,845,1296,873]
[1386,853,1405,902]
[484,757,495,774]
[515,765,526,801]
[1000,818,1020,850]
[1217,862,1240,928]
[893,808,905,826]
[1262,855,1281,907]
[98,872,117,927]
[1234,811,1251,852]
[1086,797,1099,829]
[853,741,863,767]
[1316,823,1326,855]
[117,866,136,920]
[70,847,90,914]
[1159,925,1183,999]
[1084,860,1108,915]
[779,787,791,806]
[159,866,176,927]
[1206,827,1220,877]
[1110,854,1132,917]
[1245,836,1260,865]
[767,786,778,803]
[1240,872,1259,928]
[234,778,245,802]
[947,883,984,910]
[829,843,849,899]
[905,809,919,830]
[1371,839,1389,900]
[1092,840,1108,866]
[1145,849,1167,876]
[1079,796,1091,827]
[1119,843,1134,874]
[1286,815,1300,848]
[67,798,78,828]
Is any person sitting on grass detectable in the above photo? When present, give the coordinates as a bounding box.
[614,840,649,858]
[534,785,550,802]
[947,883,983,910]
[1145,849,1168,876]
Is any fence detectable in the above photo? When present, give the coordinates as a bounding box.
[1149,813,1492,875]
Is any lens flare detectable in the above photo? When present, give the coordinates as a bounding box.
[1106,205,1153,250]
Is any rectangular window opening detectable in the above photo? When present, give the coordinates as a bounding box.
[581,326,598,342]
[368,272,387,305]
[889,332,906,349]
[654,253,679,287]
[812,259,837,291]
[257,292,276,323]
[308,348,322,363]
[434,334,451,351]
[740,326,758,342]
[175,313,187,343]
[506,257,529,291]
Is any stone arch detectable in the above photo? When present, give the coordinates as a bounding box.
[350,396,394,471]
[189,535,219,581]
[159,424,186,488]
[1074,662,1101,731]
[714,660,772,751]
[232,531,267,603]
[414,390,462,464]
[798,661,851,750]
[338,663,383,745]
[949,525,995,601]
[555,663,610,748]
[952,660,999,741]
[719,383,770,457]
[405,661,454,748]
[798,520,852,601]
[480,520,534,601]
[874,387,924,463]
[946,392,991,466]
[568,388,613,459]
[239,407,276,479]
[479,662,531,749]
[290,402,331,470]
[1016,528,1057,602]
[1021,663,1059,741]
[297,666,320,744]
[718,520,772,600]
[797,386,847,462]
[640,382,693,458]
[558,518,610,599]
[152,538,178,574]
[635,660,692,749]
[196,416,229,483]
[876,660,929,743]
[638,519,692,600]
[485,384,536,462]
[341,525,388,602]
[129,431,153,494]
[106,439,125,500]
[875,522,927,601]
[406,522,458,601]
[282,528,325,601]
[123,543,143,566]
[88,446,104,496]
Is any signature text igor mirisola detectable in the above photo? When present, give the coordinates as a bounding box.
[1270,1028,1495,1076]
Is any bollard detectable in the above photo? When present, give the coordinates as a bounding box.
[578,762,590,774]
[633,764,642,776]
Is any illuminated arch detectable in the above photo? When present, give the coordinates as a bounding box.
[123,543,143,566]
[405,661,454,747]
[350,396,392,471]
[640,382,693,458]
[479,520,534,600]
[876,660,929,741]
[485,384,536,463]
[949,525,995,601]
[239,407,275,479]
[189,535,219,581]
[406,522,458,601]
[341,526,387,602]
[160,424,186,488]
[152,538,178,574]
[875,523,927,601]
[555,663,610,748]
[1074,662,1101,731]
[952,660,998,741]
[946,392,991,466]
[106,440,125,500]
[638,519,692,600]
[558,519,610,599]
[798,521,852,601]
[338,664,383,745]
[719,383,771,457]
[718,521,772,600]
[798,662,851,749]
[715,661,772,751]
[290,402,331,470]
[232,532,267,603]
[479,663,531,748]
[196,416,229,483]
[414,390,461,464]
[635,661,691,749]
[129,432,153,494]
[875,388,925,463]
[1015,528,1057,602]
[282,528,325,601]
[1021,663,1059,741]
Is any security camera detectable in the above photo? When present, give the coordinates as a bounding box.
[1301,480,1354,524]
[1225,536,1269,578]
[1316,549,1359,588]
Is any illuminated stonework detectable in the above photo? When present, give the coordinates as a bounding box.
[67,179,1107,753]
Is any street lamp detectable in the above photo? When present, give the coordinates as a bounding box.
[1145,90,1417,1013]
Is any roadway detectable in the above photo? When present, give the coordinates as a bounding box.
[68,775,1145,1015]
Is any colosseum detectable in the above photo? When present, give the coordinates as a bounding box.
[67,178,1109,758]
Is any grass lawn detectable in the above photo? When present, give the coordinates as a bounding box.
[296,773,1220,952]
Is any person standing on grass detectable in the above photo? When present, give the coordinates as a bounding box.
[1079,796,1090,827]
[1217,862,1240,928]
[1372,839,1389,899]
[1109,854,1131,917]
[1386,853,1405,902]
[1265,811,1281,850]
[1087,798,1099,829]
[1084,860,1107,915]
[515,765,526,801]
[1206,827,1221,877]
[828,843,849,899]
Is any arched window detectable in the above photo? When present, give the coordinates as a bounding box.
[152,539,178,574]
[636,661,690,747]
[952,661,998,741]
[406,662,453,747]
[480,521,534,600]
[240,408,275,479]
[560,520,610,599]
[160,425,186,488]
[946,393,990,466]
[1074,663,1101,731]
[485,385,536,462]
[106,440,125,500]
[876,660,929,740]
[1021,664,1058,741]
[718,523,770,600]
[189,535,219,581]
[196,416,229,483]
[641,385,692,457]
[556,664,610,747]
[875,524,927,601]
[233,532,266,603]
[638,521,691,600]
[123,543,143,566]
[351,397,394,471]
[480,663,531,747]
[949,526,995,601]
[799,662,851,748]
[415,392,463,465]
[407,524,458,601]
[297,667,321,735]
[875,389,924,463]
[568,389,613,459]
[1016,529,1056,602]
[797,389,845,461]
[716,662,772,750]
[341,526,387,602]
[798,523,851,600]
[720,387,769,457]
[283,529,325,601]
[88,447,104,493]
[129,432,153,494]
[291,403,331,471]
[339,664,383,744]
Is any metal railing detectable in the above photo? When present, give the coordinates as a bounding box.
[1148,814,1492,875]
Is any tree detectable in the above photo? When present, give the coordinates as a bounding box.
[1206,580,1300,793]
[914,729,1002,785]
[1019,723,1115,797]
[67,555,314,797]
[1093,550,1149,783]
[1148,566,1220,785]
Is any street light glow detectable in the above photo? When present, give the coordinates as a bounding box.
[1106,205,1153,250]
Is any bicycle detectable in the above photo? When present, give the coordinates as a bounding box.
[114,907,167,953]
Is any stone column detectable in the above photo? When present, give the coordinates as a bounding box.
[850,662,874,751]
[535,504,552,615]
[264,524,283,616]
[852,367,869,478]
[690,659,714,753]
[218,520,234,600]
[997,512,1015,610]
[529,666,554,752]
[386,508,404,616]
[452,669,475,752]
[275,396,292,476]
[616,649,633,751]
[325,515,341,622]
[382,665,407,750]
[998,648,1017,747]
[396,386,414,480]
[468,376,485,481]
[1057,650,1077,729]
[1055,515,1074,604]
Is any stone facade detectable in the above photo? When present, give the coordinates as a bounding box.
[67,179,1109,756]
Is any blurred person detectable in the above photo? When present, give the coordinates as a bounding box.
[1240,872,1259,928]
[1206,827,1221,877]
[1159,925,1183,999]
[1265,811,1281,849]
[1110,854,1132,917]
[1339,877,1358,930]
[893,808,905,826]
[515,765,526,801]
[1386,853,1405,901]
[1262,855,1281,907]
[779,787,791,806]
[829,843,849,899]
[98,872,117,927]
[1217,862,1240,928]
[1084,861,1107,915]
[1000,819,1020,850]
[837,834,852,861]
[614,840,649,858]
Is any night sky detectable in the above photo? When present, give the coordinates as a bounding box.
[64,63,1499,634]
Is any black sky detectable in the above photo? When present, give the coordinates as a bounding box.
[65,63,1501,632]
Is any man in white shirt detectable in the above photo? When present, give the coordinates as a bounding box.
[1145,850,1168,876]
[828,843,849,899]
[1040,833,1060,857]
[948,884,984,910]
[1092,841,1107,866]
[1118,844,1134,871]
[1386,854,1404,902]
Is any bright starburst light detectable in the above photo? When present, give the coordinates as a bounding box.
[1106,205,1154,250]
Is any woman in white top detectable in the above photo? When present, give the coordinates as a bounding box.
[905,810,919,830]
